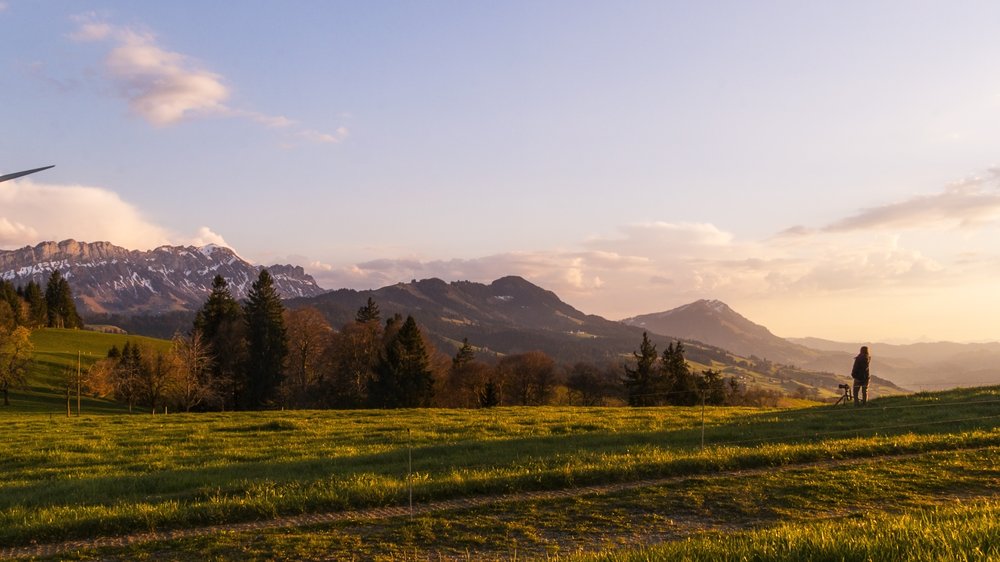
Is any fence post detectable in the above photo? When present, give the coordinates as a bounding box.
[700,389,706,451]
[407,428,413,516]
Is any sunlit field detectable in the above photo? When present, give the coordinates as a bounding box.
[2,386,998,559]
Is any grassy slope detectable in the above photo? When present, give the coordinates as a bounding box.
[5,328,171,415]
[1,386,998,554]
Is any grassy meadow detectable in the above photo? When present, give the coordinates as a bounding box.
[6,328,170,415]
[1,381,998,559]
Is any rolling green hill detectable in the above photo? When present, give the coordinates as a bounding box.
[2,328,171,415]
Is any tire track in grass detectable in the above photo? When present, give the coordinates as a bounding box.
[3,444,996,560]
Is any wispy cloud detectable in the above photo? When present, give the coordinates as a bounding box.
[782,169,1000,236]
[68,14,346,143]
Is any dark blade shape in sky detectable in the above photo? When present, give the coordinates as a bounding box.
[0,165,55,184]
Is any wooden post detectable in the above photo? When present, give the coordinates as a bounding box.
[700,389,706,450]
[408,428,413,517]
[76,351,82,416]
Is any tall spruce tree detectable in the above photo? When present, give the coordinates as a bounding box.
[623,332,662,406]
[452,338,475,369]
[0,281,22,327]
[355,297,381,323]
[44,271,81,329]
[662,341,698,406]
[24,282,47,328]
[242,269,288,409]
[193,275,245,409]
[369,315,434,408]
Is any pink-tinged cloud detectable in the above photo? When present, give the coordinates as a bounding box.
[0,179,171,249]
[0,179,233,252]
[68,15,345,142]
[823,172,1000,232]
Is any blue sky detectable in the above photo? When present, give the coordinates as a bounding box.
[4,1,1000,342]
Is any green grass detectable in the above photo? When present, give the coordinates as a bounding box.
[584,499,1000,562]
[37,445,1000,560]
[2,328,170,415]
[2,386,998,551]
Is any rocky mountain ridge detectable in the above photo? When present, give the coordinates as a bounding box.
[0,240,326,314]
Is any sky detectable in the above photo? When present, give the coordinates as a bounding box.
[3,1,1000,343]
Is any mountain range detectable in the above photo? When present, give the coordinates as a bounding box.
[286,275,899,398]
[624,300,1000,390]
[4,239,992,393]
[0,240,325,314]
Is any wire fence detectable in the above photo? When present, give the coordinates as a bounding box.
[619,385,1000,450]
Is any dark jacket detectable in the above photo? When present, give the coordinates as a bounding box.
[851,353,871,384]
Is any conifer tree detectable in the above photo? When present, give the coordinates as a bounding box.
[193,275,244,409]
[662,341,698,406]
[369,315,434,408]
[242,269,288,409]
[0,281,22,327]
[44,271,81,329]
[355,297,381,324]
[623,332,661,406]
[24,282,47,328]
[452,338,475,369]
[478,379,500,408]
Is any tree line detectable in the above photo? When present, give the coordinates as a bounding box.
[0,271,82,330]
[79,272,781,412]
[81,272,627,411]
[0,271,83,406]
[622,331,779,407]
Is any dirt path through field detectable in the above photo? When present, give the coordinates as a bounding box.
[1,446,992,560]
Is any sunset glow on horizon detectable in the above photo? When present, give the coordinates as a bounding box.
[4,1,1000,343]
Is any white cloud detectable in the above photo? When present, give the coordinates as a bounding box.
[68,15,345,142]
[0,180,239,254]
[0,180,171,249]
[187,226,230,248]
[105,30,229,126]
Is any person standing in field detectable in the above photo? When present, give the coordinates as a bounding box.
[851,345,871,406]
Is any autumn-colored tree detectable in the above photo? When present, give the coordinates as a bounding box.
[139,347,176,414]
[440,339,493,408]
[567,362,621,406]
[496,351,557,406]
[170,331,216,412]
[0,326,33,406]
[281,307,333,408]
